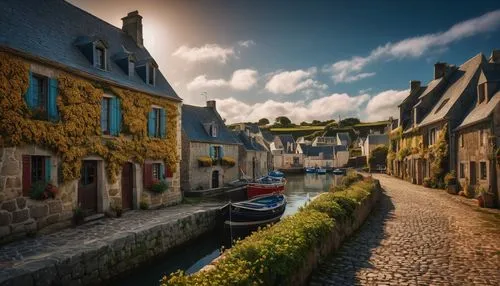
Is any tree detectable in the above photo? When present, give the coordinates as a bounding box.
[275,116,292,126]
[339,117,360,127]
[368,145,389,172]
[311,120,322,126]
[258,118,270,126]
[300,121,309,126]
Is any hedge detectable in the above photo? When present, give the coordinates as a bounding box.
[161,176,378,286]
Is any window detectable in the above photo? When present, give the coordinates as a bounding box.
[479,130,484,147]
[22,155,51,196]
[152,163,162,181]
[214,146,222,159]
[148,107,165,138]
[211,124,218,138]
[460,134,464,147]
[148,64,155,85]
[32,74,48,118]
[478,83,486,103]
[429,128,437,146]
[31,156,45,183]
[101,97,111,134]
[128,60,135,78]
[480,162,487,180]
[95,46,106,70]
[460,163,465,178]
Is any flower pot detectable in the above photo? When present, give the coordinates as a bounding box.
[477,196,485,208]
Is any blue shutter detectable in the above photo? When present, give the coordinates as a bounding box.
[115,97,122,135]
[45,157,51,183]
[25,71,36,109]
[159,164,165,181]
[209,146,214,158]
[110,97,117,136]
[147,110,155,137]
[48,78,59,121]
[220,146,224,158]
[160,109,166,138]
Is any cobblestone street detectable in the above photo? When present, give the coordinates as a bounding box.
[311,174,500,286]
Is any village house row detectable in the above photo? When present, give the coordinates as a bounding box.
[387,51,500,207]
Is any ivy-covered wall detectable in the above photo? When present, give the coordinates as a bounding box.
[0,51,179,184]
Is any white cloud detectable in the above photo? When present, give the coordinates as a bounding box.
[265,68,327,95]
[238,40,256,47]
[230,69,259,90]
[172,44,235,63]
[215,93,369,124]
[326,9,500,83]
[186,69,258,91]
[363,89,410,121]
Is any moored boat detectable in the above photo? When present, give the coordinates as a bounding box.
[221,194,287,227]
[268,170,285,178]
[247,176,286,198]
[305,167,316,173]
[316,168,327,174]
[332,168,345,175]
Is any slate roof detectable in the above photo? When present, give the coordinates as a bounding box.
[418,78,444,100]
[0,0,180,101]
[261,130,275,143]
[366,134,389,146]
[301,145,334,159]
[334,145,348,153]
[278,134,296,153]
[234,131,267,151]
[458,90,500,129]
[419,53,485,127]
[336,132,351,145]
[244,123,261,134]
[182,105,240,144]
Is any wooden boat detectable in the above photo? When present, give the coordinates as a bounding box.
[247,176,286,198]
[332,168,345,175]
[268,170,285,178]
[222,194,287,227]
[305,167,316,173]
[316,168,327,174]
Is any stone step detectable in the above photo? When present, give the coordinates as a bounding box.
[84,213,105,223]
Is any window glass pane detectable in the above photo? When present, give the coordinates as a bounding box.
[152,163,161,180]
[31,156,44,182]
[101,98,110,133]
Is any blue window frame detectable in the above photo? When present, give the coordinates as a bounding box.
[148,107,166,138]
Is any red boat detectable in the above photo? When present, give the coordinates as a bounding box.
[247,176,286,199]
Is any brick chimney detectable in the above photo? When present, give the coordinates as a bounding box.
[206,100,216,110]
[434,62,447,80]
[489,49,500,63]
[122,11,143,48]
[410,80,421,92]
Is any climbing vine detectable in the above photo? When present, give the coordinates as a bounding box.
[0,52,178,183]
[427,123,448,187]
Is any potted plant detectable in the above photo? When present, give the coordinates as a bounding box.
[151,179,169,193]
[221,156,236,167]
[475,186,494,208]
[444,171,457,194]
[72,206,85,225]
[197,156,213,167]
[109,201,123,218]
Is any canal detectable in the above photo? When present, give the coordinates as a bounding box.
[113,173,342,285]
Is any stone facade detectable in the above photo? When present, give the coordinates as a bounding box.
[181,141,239,191]
[239,149,268,180]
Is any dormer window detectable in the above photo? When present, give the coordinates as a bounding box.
[128,60,135,78]
[148,64,155,86]
[95,46,106,70]
[210,124,218,138]
[478,83,486,104]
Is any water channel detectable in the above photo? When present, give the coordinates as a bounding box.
[113,173,342,285]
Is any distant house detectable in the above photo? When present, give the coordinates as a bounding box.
[270,134,303,169]
[297,145,334,168]
[234,130,269,180]
[181,101,240,191]
[336,132,351,148]
[312,136,337,146]
[363,134,389,157]
[296,136,312,145]
[455,53,500,206]
[358,137,367,155]
[334,145,350,167]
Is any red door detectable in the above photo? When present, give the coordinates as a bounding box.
[78,161,98,213]
[121,163,134,210]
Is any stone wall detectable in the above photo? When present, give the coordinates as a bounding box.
[0,206,219,286]
[187,142,239,190]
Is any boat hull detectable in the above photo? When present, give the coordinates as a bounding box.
[247,183,285,198]
[222,194,287,228]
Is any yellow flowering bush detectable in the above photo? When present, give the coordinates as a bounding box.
[0,52,178,183]
[161,178,378,285]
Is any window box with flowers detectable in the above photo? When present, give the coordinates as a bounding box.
[30,181,58,200]
[221,156,236,167]
[151,179,169,193]
[198,156,213,167]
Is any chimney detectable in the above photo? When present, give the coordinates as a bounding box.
[410,80,421,92]
[434,62,447,80]
[490,49,500,63]
[206,100,216,110]
[122,11,143,48]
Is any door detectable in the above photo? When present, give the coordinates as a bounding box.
[470,161,477,185]
[78,161,98,213]
[212,170,219,188]
[121,163,134,210]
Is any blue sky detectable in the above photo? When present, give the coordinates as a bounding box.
[68,0,500,123]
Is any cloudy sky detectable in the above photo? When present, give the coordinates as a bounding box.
[68,0,500,124]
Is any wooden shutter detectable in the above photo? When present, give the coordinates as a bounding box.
[166,165,173,178]
[143,163,153,189]
[220,146,224,158]
[160,109,166,138]
[147,110,155,137]
[22,155,31,196]
[45,157,52,183]
[48,78,59,121]
[209,146,214,158]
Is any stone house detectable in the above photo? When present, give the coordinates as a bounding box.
[455,53,500,206]
[181,101,240,191]
[231,123,273,172]
[234,130,269,180]
[311,136,337,146]
[270,134,303,170]
[336,132,351,149]
[297,145,334,168]
[0,1,182,241]
[362,134,389,157]
[333,145,350,168]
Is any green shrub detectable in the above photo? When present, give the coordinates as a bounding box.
[140,200,149,210]
[423,177,432,188]
[162,179,378,285]
[444,171,456,187]
[151,180,169,193]
[339,170,363,187]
